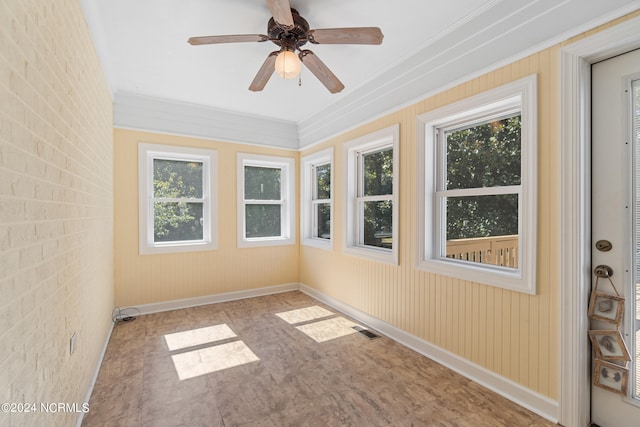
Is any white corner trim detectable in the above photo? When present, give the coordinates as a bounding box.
[129,283,300,316]
[558,14,640,427]
[76,321,114,427]
[299,283,560,423]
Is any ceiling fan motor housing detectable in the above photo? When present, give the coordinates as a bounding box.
[268,9,309,47]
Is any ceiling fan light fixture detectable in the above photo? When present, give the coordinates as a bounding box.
[274,48,301,79]
[189,1,383,93]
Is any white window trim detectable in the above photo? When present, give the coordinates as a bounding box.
[416,75,537,294]
[138,143,218,255]
[343,124,399,265]
[301,147,334,250]
[237,153,296,248]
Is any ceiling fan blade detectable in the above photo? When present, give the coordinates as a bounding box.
[188,34,269,45]
[299,50,344,94]
[266,0,294,27]
[308,28,384,45]
[249,51,279,92]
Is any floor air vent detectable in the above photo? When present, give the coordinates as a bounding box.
[352,326,381,340]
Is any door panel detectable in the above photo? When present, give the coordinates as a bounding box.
[591,49,640,427]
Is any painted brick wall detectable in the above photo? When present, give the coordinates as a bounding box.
[0,0,113,426]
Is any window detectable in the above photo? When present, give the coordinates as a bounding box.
[237,153,295,247]
[138,143,218,255]
[344,125,399,264]
[417,75,537,293]
[301,148,333,249]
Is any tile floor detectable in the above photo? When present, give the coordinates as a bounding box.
[82,291,556,426]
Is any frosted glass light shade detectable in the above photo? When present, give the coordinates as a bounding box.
[275,50,301,79]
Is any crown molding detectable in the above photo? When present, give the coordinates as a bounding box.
[297,0,640,148]
[113,92,299,149]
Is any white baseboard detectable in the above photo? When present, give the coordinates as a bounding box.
[128,283,300,316]
[299,283,560,424]
[76,320,114,427]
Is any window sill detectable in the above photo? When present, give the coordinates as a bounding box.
[416,257,535,295]
[140,241,217,255]
[344,245,398,265]
[237,236,295,249]
[302,238,333,251]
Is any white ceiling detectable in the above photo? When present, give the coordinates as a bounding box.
[81,0,639,148]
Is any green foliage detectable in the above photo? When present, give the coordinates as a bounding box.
[245,204,281,238]
[315,203,331,239]
[153,159,204,242]
[244,166,282,238]
[447,195,518,240]
[245,166,280,200]
[315,164,331,200]
[364,149,393,196]
[445,115,521,240]
[314,164,331,239]
[362,148,393,248]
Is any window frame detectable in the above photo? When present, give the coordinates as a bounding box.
[138,143,218,255]
[416,75,537,294]
[343,124,399,264]
[237,153,296,248]
[301,148,334,250]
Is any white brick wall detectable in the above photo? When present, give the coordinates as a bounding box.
[0,0,113,426]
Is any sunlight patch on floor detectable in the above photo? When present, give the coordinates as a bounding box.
[275,305,335,324]
[164,324,237,351]
[171,340,260,380]
[296,316,361,343]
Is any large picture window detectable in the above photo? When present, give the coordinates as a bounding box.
[301,148,333,249]
[138,143,218,255]
[237,153,295,247]
[344,125,399,264]
[417,75,537,293]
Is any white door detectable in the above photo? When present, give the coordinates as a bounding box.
[591,48,640,427]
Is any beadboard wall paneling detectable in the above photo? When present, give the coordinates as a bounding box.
[300,47,560,400]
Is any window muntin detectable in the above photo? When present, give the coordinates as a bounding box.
[417,75,537,294]
[301,148,333,249]
[357,147,394,249]
[438,113,521,269]
[312,163,331,240]
[237,154,295,247]
[139,143,217,255]
[153,159,205,242]
[344,125,399,264]
[244,166,283,238]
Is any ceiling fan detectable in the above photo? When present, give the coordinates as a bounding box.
[187,0,383,94]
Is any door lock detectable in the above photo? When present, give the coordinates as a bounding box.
[593,265,614,278]
[595,240,613,252]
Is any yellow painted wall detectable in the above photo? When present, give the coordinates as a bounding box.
[0,0,114,426]
[300,44,560,399]
[113,129,299,307]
